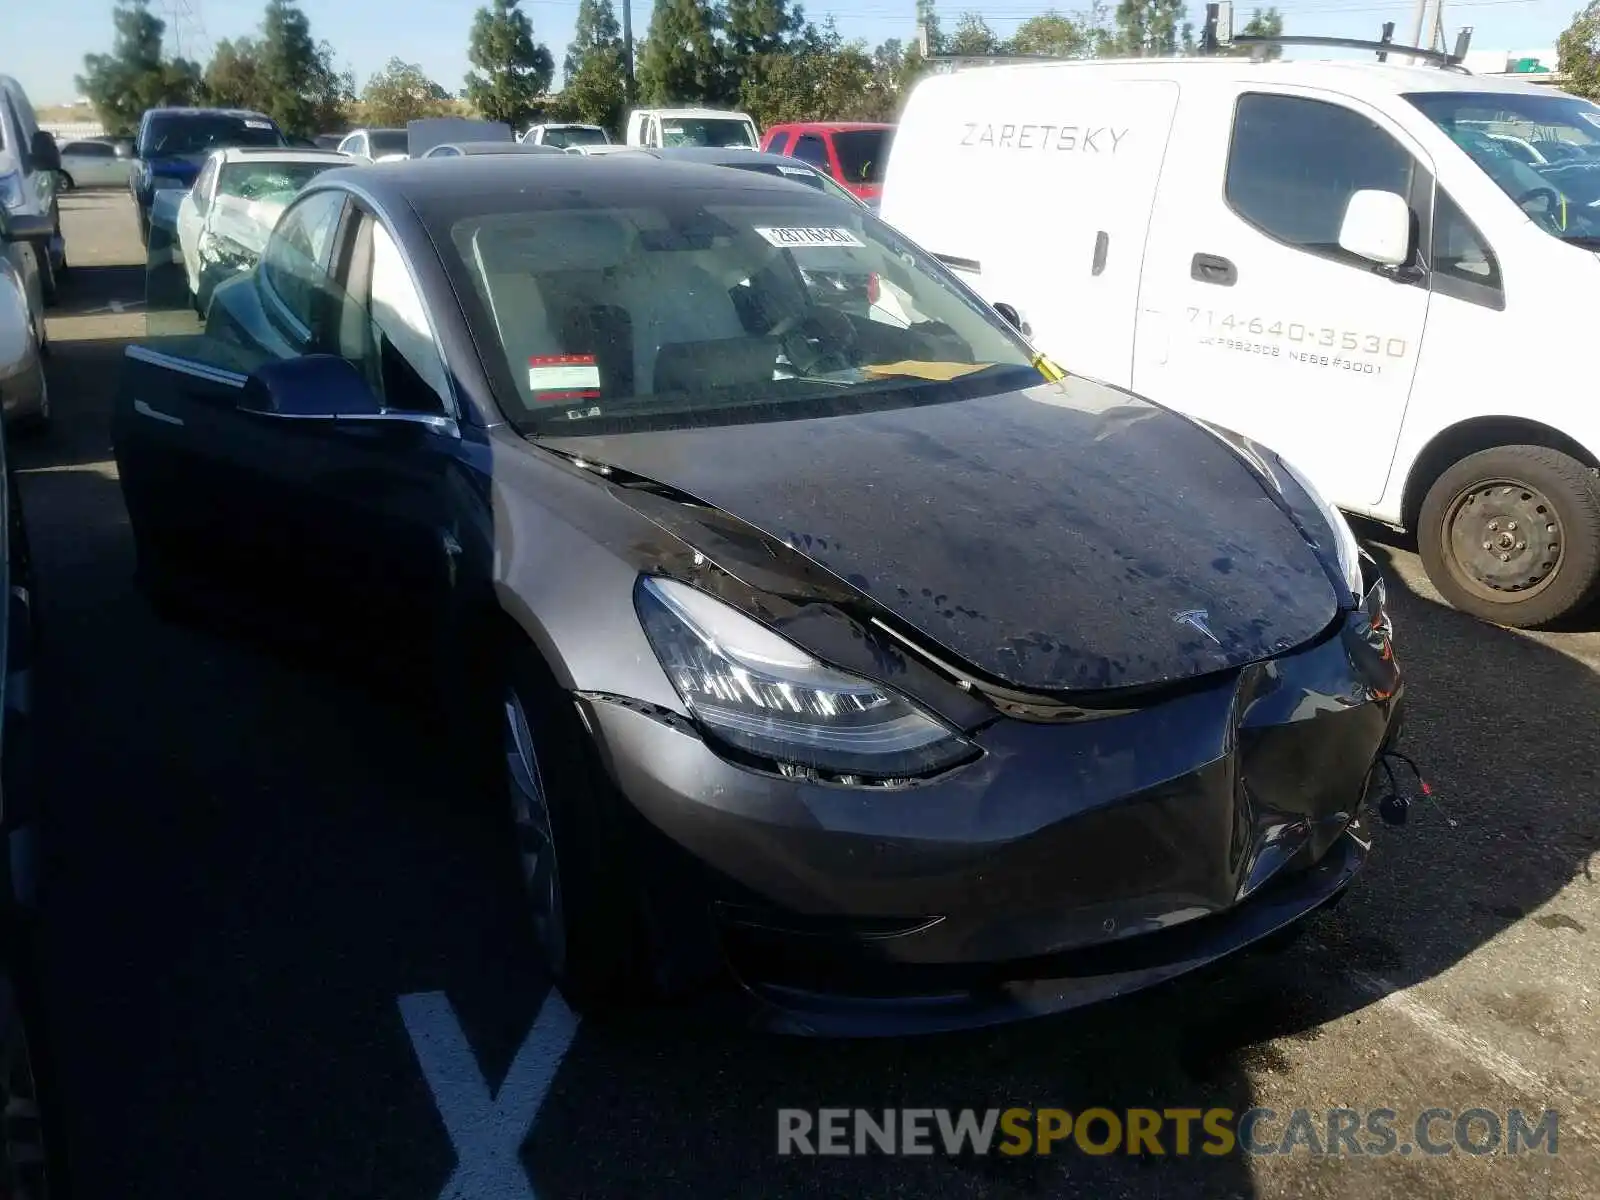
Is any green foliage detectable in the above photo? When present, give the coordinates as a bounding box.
[636,0,724,106]
[947,13,1001,57]
[203,37,264,110]
[556,0,627,132]
[724,0,807,106]
[1227,7,1284,58]
[361,58,455,126]
[464,0,555,129]
[253,0,352,135]
[915,0,944,54]
[1113,0,1189,56]
[740,18,890,125]
[1560,1,1600,100]
[77,0,205,136]
[1009,12,1092,58]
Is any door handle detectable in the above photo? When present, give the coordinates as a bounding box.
[133,398,184,426]
[1190,253,1237,286]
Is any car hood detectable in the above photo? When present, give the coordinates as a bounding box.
[545,376,1341,694]
[208,194,285,254]
[146,153,207,180]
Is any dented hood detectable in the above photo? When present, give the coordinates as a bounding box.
[546,377,1341,693]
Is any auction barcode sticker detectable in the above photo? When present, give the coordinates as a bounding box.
[755,226,865,249]
[528,354,600,400]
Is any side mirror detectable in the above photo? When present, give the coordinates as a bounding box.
[240,354,385,419]
[30,131,61,173]
[1338,190,1411,267]
[993,302,1023,330]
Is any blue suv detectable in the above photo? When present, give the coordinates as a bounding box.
[130,107,286,245]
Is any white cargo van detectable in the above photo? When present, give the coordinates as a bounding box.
[882,55,1600,627]
[0,75,64,315]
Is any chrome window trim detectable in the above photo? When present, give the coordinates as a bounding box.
[126,343,246,387]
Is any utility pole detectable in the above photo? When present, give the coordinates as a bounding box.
[622,0,635,109]
[1430,0,1446,52]
[1406,0,1430,63]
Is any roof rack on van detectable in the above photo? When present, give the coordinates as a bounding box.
[1227,30,1474,70]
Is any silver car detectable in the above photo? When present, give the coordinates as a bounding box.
[0,210,49,431]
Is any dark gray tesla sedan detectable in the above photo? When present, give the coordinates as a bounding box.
[111,156,1406,1036]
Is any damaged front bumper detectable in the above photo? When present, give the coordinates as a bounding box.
[582,560,1406,1036]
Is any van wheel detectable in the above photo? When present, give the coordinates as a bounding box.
[1418,445,1600,628]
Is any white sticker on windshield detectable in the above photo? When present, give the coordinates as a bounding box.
[755,226,865,249]
[244,119,274,129]
[776,165,812,176]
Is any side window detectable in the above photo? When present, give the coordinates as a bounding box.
[1226,93,1418,267]
[87,142,115,158]
[1431,187,1504,308]
[359,220,450,412]
[260,190,347,334]
[192,159,217,213]
[792,134,829,168]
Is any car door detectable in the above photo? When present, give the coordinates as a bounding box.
[114,187,351,592]
[1133,89,1431,508]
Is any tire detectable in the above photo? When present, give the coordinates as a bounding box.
[1418,444,1600,628]
[57,173,73,192]
[498,640,646,1014]
[34,252,56,309]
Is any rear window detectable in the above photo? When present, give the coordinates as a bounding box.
[832,129,891,185]
[723,161,860,205]
[544,127,609,148]
[140,114,285,157]
[368,130,409,156]
[661,118,757,149]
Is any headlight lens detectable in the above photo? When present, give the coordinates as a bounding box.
[1276,455,1363,601]
[0,172,23,213]
[635,576,974,782]
[199,229,255,267]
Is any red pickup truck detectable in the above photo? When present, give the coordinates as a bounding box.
[759,122,894,203]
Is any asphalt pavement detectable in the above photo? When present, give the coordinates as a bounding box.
[16,190,1599,1199]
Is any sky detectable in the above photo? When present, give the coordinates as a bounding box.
[6,0,1587,106]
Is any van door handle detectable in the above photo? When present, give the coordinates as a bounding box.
[1190,253,1237,286]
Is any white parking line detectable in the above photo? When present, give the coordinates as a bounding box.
[1345,967,1595,1145]
[399,989,580,1199]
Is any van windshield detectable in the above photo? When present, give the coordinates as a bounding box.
[1407,91,1600,243]
[660,118,757,149]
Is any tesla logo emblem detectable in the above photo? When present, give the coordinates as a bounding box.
[1173,609,1221,645]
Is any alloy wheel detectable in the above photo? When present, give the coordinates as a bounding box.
[503,690,567,976]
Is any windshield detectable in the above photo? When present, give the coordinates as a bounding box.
[445,191,1042,436]
[544,126,609,148]
[368,130,409,156]
[1408,91,1600,243]
[218,159,342,203]
[140,114,285,157]
[661,118,758,149]
[832,128,892,185]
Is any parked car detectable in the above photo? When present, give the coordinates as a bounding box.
[312,133,345,151]
[131,107,287,245]
[336,128,410,163]
[56,138,133,190]
[521,123,611,149]
[111,155,1403,1035]
[884,54,1600,628]
[0,249,48,431]
[0,76,65,305]
[0,197,52,398]
[176,146,350,314]
[419,141,566,158]
[761,121,894,204]
[0,204,61,1193]
[625,107,759,149]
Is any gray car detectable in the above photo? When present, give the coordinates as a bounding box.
[0,209,51,431]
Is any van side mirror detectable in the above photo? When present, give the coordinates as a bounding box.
[30,131,61,173]
[240,354,385,419]
[1338,190,1411,268]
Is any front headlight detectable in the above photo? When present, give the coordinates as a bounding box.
[0,172,23,213]
[1276,456,1363,601]
[199,229,255,268]
[635,576,975,783]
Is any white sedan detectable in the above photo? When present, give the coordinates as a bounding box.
[176,146,349,313]
[56,139,132,190]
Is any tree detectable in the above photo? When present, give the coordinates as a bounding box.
[361,58,454,125]
[915,0,944,55]
[1113,0,1189,56]
[464,0,555,129]
[1562,2,1600,100]
[203,36,264,109]
[1227,6,1283,58]
[1007,11,1091,57]
[77,0,205,135]
[946,13,1000,57]
[725,0,807,105]
[558,0,627,132]
[636,0,723,106]
[741,19,888,125]
[253,0,351,135]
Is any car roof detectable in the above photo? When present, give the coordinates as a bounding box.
[765,121,893,132]
[143,107,276,121]
[933,56,1567,100]
[641,147,819,170]
[215,147,349,164]
[318,153,831,216]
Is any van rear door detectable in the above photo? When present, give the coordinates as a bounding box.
[882,69,1179,389]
